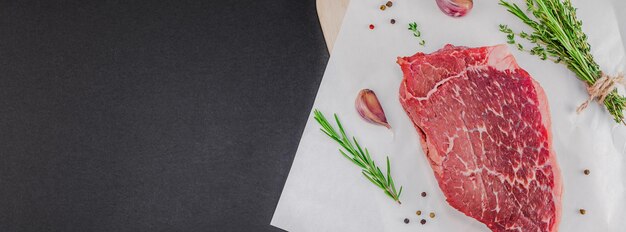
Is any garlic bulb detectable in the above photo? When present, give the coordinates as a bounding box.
[436,0,473,17]
[355,89,391,129]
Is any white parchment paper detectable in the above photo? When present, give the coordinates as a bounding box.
[272,0,626,231]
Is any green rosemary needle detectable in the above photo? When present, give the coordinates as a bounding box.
[499,0,626,124]
[313,110,403,204]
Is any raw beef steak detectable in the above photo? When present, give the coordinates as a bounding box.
[398,44,562,232]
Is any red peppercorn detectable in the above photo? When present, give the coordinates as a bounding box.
[369,24,375,30]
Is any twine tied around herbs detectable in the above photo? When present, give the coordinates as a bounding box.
[577,72,625,113]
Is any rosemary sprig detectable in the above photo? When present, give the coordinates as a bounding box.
[498,0,626,123]
[313,110,403,204]
[408,22,426,46]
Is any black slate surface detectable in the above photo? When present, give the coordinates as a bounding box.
[0,0,328,231]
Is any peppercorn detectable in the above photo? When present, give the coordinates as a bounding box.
[420,219,427,225]
[369,24,375,30]
[416,210,422,216]
[580,209,586,215]
[429,212,436,218]
[380,5,386,11]
[583,169,590,175]
[421,192,427,197]
[390,19,396,24]
[386,1,393,7]
[404,218,410,224]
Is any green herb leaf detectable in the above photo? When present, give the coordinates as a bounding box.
[408,22,426,47]
[314,110,403,204]
[499,0,626,123]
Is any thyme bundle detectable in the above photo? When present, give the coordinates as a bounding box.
[498,0,626,123]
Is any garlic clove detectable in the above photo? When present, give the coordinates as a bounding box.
[355,89,391,129]
[436,0,473,18]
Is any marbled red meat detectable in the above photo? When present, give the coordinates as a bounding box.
[398,44,562,232]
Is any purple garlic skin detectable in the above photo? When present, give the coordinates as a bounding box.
[355,89,391,129]
[436,0,473,17]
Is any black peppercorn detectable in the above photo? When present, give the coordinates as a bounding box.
[386,1,393,7]
[583,169,590,175]
[420,219,426,225]
[404,218,410,224]
[421,192,427,197]
[390,19,396,24]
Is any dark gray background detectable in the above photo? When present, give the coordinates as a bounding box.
[0,0,328,231]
